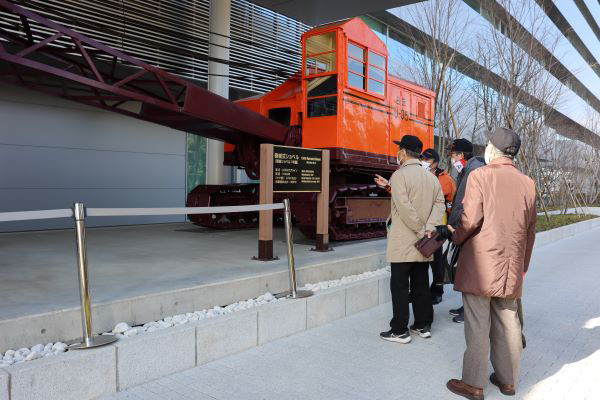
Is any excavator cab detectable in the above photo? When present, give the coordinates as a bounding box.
[300,18,434,170]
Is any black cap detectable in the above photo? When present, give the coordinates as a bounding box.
[394,135,423,154]
[485,127,521,156]
[448,138,473,154]
[421,148,440,162]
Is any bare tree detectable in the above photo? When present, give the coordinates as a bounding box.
[470,0,567,218]
[402,0,474,161]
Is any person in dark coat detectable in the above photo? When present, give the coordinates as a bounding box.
[421,148,456,304]
[446,138,485,323]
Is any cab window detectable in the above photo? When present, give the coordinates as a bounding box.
[348,42,365,90]
[305,31,338,117]
[368,50,385,95]
[305,32,336,76]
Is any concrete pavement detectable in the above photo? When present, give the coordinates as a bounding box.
[102,222,600,400]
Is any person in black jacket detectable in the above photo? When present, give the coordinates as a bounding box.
[446,138,485,323]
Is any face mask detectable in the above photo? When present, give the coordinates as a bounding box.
[396,151,403,165]
[453,160,464,173]
[421,160,432,170]
[484,143,494,165]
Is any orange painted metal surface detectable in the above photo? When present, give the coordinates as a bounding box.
[229,17,435,168]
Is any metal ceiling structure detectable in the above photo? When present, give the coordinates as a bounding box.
[248,0,425,26]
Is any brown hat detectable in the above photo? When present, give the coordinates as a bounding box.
[485,127,521,156]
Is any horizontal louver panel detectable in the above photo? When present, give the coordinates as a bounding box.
[1,0,309,94]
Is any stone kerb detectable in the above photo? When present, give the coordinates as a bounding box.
[258,298,308,345]
[306,287,347,329]
[379,275,392,304]
[534,216,600,248]
[0,368,7,400]
[115,324,196,390]
[7,345,116,400]
[345,277,380,315]
[196,309,258,366]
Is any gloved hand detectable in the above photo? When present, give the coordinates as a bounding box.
[436,225,453,240]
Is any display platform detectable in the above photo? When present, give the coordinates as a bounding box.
[0,223,386,352]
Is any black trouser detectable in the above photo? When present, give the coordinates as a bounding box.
[429,246,445,296]
[390,262,434,333]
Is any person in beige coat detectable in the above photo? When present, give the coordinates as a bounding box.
[442,128,536,400]
[376,135,445,344]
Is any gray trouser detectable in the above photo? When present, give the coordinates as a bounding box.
[462,293,523,389]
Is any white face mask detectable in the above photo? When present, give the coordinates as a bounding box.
[396,151,403,165]
[453,160,464,173]
[421,160,432,170]
[484,143,494,165]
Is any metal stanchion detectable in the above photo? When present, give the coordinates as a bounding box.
[277,199,313,299]
[70,203,118,350]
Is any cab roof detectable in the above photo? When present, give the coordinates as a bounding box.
[302,17,387,56]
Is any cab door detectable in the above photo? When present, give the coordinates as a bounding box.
[411,93,432,149]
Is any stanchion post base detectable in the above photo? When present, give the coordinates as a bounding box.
[69,334,118,350]
[276,289,314,299]
[311,234,333,252]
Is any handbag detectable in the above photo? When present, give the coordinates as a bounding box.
[414,232,446,258]
[442,243,461,284]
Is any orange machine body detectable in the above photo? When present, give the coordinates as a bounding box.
[195,18,435,241]
[227,17,435,171]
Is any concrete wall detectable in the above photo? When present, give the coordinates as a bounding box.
[0,84,187,232]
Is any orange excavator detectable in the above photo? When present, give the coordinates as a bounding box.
[187,18,435,240]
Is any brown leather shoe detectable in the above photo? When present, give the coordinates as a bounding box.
[490,373,516,396]
[446,379,484,400]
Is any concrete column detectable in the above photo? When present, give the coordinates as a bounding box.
[206,0,230,185]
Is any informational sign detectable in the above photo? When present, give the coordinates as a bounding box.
[273,145,322,192]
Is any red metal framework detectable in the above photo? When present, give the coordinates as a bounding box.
[0,0,289,145]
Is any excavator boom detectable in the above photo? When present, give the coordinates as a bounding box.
[0,0,289,146]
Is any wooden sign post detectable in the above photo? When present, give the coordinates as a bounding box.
[313,149,330,252]
[255,144,330,261]
[255,144,277,261]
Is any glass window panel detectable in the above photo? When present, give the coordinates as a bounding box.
[368,79,385,95]
[305,52,336,75]
[387,34,414,80]
[348,72,365,90]
[360,16,384,35]
[369,51,385,69]
[186,134,206,193]
[348,43,364,61]
[307,75,338,97]
[368,65,385,82]
[306,32,336,55]
[308,96,337,117]
[349,58,365,75]
[360,16,387,45]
